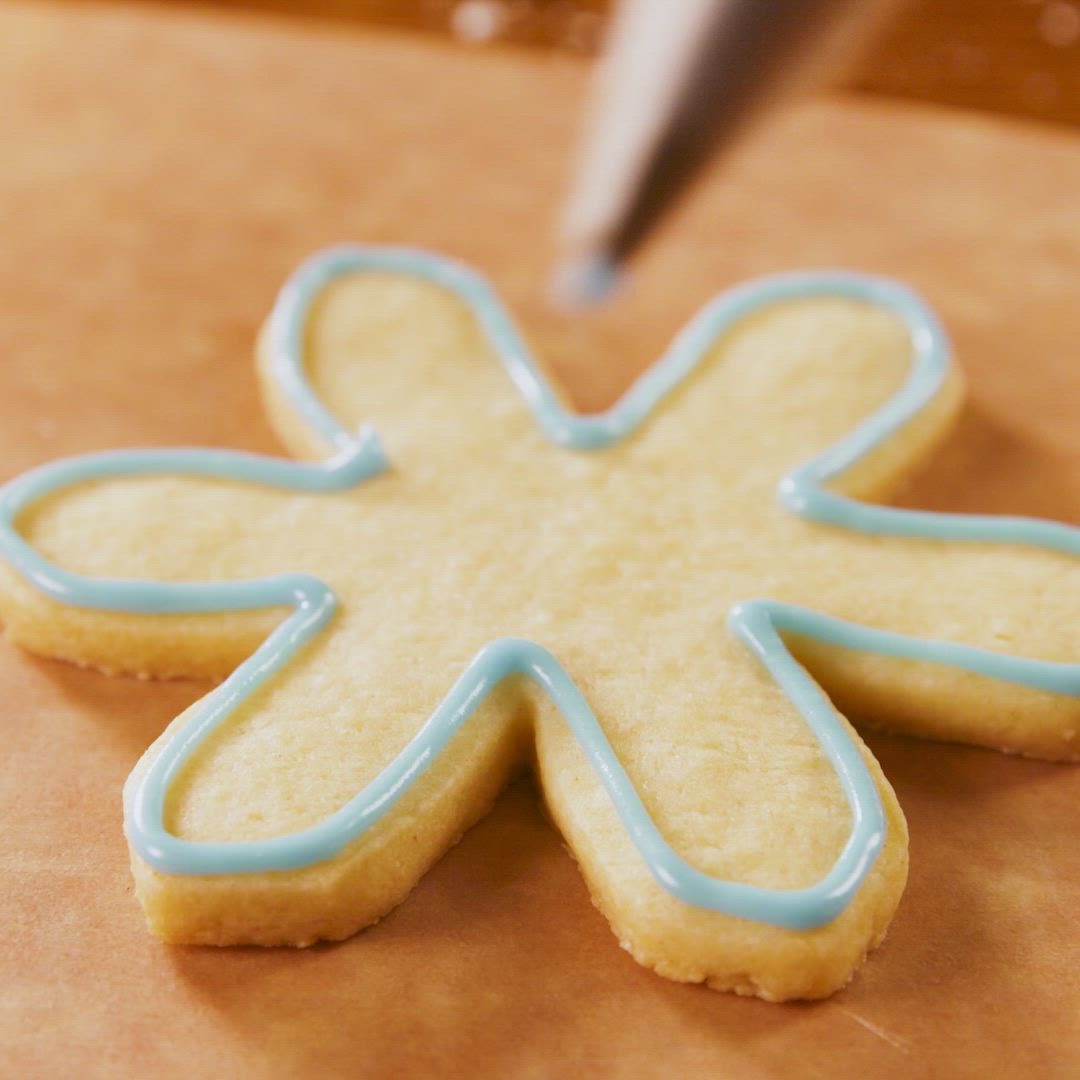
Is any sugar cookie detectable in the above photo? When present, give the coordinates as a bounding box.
[0,247,1076,1001]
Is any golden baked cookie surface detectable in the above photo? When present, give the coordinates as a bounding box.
[1,260,1075,1001]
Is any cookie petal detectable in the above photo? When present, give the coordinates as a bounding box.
[534,629,906,1001]
[0,442,381,678]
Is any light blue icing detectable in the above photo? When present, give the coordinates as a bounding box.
[0,245,1076,931]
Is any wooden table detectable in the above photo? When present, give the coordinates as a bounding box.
[184,0,1080,127]
[1,2,1078,1076]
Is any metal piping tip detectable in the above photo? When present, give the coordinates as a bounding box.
[548,252,622,312]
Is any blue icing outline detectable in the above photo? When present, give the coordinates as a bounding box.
[0,245,1076,931]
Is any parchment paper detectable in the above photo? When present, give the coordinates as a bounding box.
[1,3,1078,1076]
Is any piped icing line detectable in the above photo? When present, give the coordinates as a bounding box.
[0,440,387,611]
[0,245,1074,931]
[130,636,883,929]
[732,601,1080,696]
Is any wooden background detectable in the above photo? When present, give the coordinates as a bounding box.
[2,2,1078,1077]
[176,0,1080,127]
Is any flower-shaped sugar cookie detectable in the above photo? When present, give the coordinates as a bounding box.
[0,247,1076,1002]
